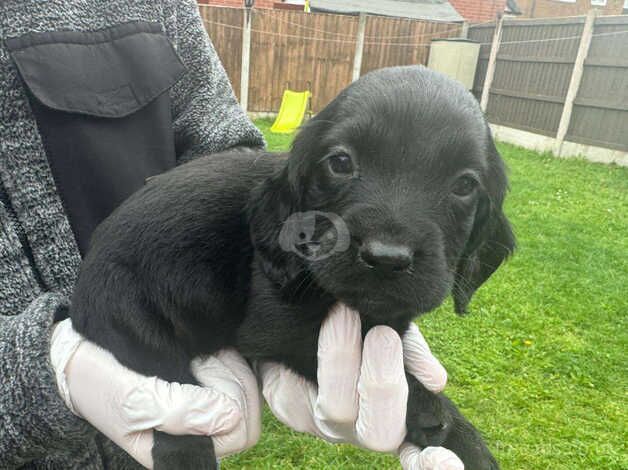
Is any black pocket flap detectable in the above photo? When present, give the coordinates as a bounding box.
[5,21,185,118]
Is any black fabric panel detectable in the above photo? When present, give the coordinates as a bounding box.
[6,21,185,118]
[7,22,183,255]
[28,92,177,255]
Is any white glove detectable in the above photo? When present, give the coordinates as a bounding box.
[259,303,463,470]
[50,318,261,469]
[400,444,465,470]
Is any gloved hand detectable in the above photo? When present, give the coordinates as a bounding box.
[50,318,261,469]
[259,303,464,470]
[400,444,464,470]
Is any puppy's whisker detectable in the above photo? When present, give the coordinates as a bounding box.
[444,266,476,297]
[485,240,516,254]
[454,256,508,272]
[297,274,316,302]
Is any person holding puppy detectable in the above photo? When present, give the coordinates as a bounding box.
[0,1,459,468]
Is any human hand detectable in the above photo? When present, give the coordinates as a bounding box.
[400,444,464,470]
[50,318,261,468]
[259,303,464,469]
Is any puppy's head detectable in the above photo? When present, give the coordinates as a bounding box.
[250,66,514,322]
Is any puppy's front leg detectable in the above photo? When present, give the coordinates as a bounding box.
[405,373,499,470]
[153,431,217,470]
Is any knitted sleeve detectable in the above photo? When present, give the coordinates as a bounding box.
[0,293,95,468]
[169,0,265,163]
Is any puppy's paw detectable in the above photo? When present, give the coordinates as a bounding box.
[153,432,217,470]
[405,380,498,469]
[406,412,451,449]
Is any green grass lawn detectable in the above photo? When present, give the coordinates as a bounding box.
[224,119,628,470]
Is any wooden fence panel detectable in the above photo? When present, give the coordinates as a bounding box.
[200,7,627,152]
[468,24,495,100]
[199,6,467,113]
[198,6,244,100]
[568,15,628,151]
[470,15,628,152]
[361,17,461,75]
[249,9,358,113]
[487,18,584,136]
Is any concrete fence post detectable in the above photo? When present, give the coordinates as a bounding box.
[352,13,367,82]
[240,7,252,113]
[555,9,597,156]
[480,15,504,113]
[461,21,469,39]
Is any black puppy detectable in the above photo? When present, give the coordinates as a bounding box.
[71,66,514,469]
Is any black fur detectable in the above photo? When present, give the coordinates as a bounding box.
[71,66,514,469]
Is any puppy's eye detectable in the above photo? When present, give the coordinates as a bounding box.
[452,175,479,197]
[327,153,354,177]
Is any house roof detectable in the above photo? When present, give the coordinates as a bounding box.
[310,0,464,23]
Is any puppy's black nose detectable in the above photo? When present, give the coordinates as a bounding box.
[359,240,413,273]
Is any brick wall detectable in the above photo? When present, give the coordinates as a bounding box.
[200,0,505,20]
[449,0,506,22]
[198,0,276,9]
[515,0,624,17]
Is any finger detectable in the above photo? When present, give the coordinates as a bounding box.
[202,349,262,457]
[315,303,362,424]
[399,442,421,470]
[258,361,323,438]
[66,341,240,468]
[403,322,447,393]
[217,350,263,451]
[125,431,155,469]
[120,371,242,437]
[355,326,408,452]
[400,444,464,470]
[67,339,242,439]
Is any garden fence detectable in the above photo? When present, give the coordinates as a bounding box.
[198,5,462,113]
[199,5,627,155]
[469,13,628,153]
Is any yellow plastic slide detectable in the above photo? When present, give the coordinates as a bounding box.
[270,90,311,134]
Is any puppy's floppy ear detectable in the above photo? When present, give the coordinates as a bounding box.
[248,110,339,295]
[247,166,304,291]
[285,99,341,191]
[453,131,515,315]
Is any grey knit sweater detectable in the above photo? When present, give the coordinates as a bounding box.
[0,1,264,468]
